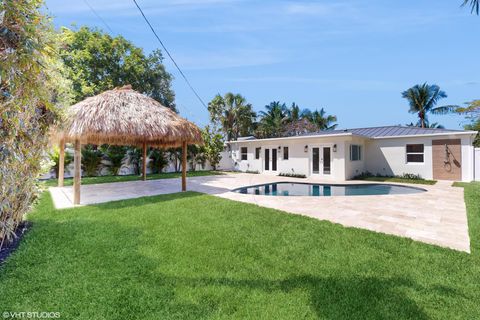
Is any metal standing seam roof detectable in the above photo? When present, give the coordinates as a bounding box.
[343,126,469,138]
[231,126,474,142]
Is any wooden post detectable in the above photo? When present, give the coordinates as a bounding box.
[142,141,147,181]
[58,138,65,187]
[182,141,187,191]
[73,139,81,205]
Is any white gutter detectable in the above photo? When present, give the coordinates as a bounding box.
[228,131,477,144]
[371,131,478,139]
[227,132,354,144]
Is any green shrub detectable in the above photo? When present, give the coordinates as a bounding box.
[149,149,169,174]
[48,146,74,178]
[0,0,71,249]
[278,172,307,178]
[81,145,103,177]
[100,145,126,175]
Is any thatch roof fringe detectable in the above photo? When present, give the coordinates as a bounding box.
[53,85,203,148]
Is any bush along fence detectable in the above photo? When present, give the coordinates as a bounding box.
[44,145,234,179]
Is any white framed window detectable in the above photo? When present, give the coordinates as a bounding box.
[406,144,424,163]
[241,147,248,160]
[255,147,261,159]
[350,144,362,161]
[283,146,289,160]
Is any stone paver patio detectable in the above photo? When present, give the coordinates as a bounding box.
[49,173,470,252]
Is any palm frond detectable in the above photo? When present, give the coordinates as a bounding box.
[462,0,479,14]
[430,105,458,115]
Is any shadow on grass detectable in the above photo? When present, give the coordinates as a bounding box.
[87,191,206,211]
[3,212,432,319]
[2,192,471,319]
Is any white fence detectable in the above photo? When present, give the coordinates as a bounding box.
[41,150,234,180]
[475,148,480,181]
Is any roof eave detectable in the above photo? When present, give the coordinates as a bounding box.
[227,132,354,143]
[371,131,478,139]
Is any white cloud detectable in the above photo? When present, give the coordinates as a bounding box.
[284,2,334,15]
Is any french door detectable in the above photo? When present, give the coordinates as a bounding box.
[264,148,277,172]
[312,146,332,176]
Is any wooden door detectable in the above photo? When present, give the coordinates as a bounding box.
[432,139,461,181]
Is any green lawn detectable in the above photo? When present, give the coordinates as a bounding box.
[357,176,437,185]
[41,170,224,187]
[0,183,479,319]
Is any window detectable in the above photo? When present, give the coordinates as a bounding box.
[406,144,424,163]
[241,147,248,160]
[255,147,261,159]
[350,145,362,161]
[283,146,289,160]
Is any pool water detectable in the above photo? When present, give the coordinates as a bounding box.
[233,182,425,196]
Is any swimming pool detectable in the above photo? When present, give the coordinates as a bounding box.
[233,182,426,196]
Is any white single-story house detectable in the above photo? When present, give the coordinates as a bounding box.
[225,126,478,182]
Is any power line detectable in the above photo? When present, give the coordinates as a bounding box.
[83,0,114,34]
[131,0,209,111]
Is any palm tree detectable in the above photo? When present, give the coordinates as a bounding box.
[462,0,479,14]
[208,93,256,141]
[406,122,445,129]
[306,108,338,130]
[287,103,311,122]
[258,101,289,138]
[401,83,457,128]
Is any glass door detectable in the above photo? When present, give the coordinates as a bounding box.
[264,148,270,171]
[272,149,277,171]
[312,148,320,174]
[323,147,331,175]
[311,146,332,176]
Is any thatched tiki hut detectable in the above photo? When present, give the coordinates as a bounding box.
[53,85,203,205]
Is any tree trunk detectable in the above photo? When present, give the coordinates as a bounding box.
[58,138,65,187]
[73,139,81,205]
[142,142,147,181]
[182,141,187,191]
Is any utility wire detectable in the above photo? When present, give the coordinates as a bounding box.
[132,0,209,111]
[83,0,114,34]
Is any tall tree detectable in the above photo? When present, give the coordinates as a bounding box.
[201,126,225,170]
[287,102,311,122]
[0,0,70,249]
[258,101,289,138]
[59,26,176,110]
[457,100,480,147]
[401,83,457,128]
[462,0,479,14]
[208,93,256,141]
[306,108,338,130]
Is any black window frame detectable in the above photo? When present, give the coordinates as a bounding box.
[350,144,362,161]
[283,146,289,160]
[241,147,248,161]
[255,147,261,159]
[406,144,424,163]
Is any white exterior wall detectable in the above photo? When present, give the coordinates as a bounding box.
[475,148,480,181]
[461,136,475,182]
[365,137,434,179]
[344,137,367,179]
[229,136,353,181]
[365,135,475,182]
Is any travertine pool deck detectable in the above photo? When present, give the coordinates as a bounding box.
[49,173,470,252]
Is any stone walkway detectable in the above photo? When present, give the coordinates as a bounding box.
[49,173,470,252]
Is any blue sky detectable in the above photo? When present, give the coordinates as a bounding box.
[44,0,480,129]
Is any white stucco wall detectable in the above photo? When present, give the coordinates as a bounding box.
[227,133,476,182]
[475,148,480,181]
[228,135,354,181]
[344,137,367,179]
[364,137,434,179]
[461,136,475,182]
